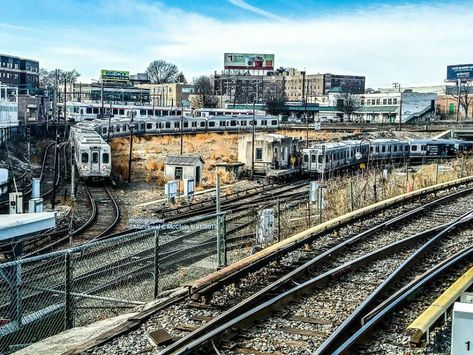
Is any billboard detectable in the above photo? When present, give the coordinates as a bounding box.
[224,53,274,70]
[100,69,130,82]
[447,64,473,81]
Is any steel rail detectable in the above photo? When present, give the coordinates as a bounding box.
[333,243,473,355]
[314,209,473,354]
[157,187,473,355]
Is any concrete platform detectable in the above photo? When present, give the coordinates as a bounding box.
[0,212,56,243]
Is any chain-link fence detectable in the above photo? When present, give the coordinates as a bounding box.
[0,188,317,353]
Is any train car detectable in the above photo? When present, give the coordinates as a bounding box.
[65,102,183,122]
[409,139,460,159]
[369,139,409,162]
[70,126,111,180]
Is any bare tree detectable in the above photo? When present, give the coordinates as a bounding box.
[146,60,180,84]
[192,76,218,108]
[264,80,287,115]
[336,92,361,121]
[39,69,80,89]
[449,81,473,120]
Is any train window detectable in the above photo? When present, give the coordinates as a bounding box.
[256,148,263,161]
[121,124,126,131]
[86,107,92,114]
[163,111,169,116]
[92,152,99,164]
[318,155,323,164]
[272,120,278,125]
[394,146,398,152]
[81,152,89,163]
[303,155,308,163]
[165,122,171,128]
[262,120,267,126]
[119,109,124,115]
[184,122,189,128]
[192,122,197,127]
[140,124,145,130]
[200,122,206,127]
[412,145,418,151]
[102,153,109,164]
[113,108,118,114]
[370,146,374,153]
[375,146,379,153]
[146,123,152,129]
[382,146,386,153]
[231,120,237,126]
[219,121,225,127]
[241,121,247,126]
[102,128,107,134]
[209,121,215,127]
[140,109,146,116]
[405,145,409,151]
[174,122,180,128]
[147,110,153,116]
[311,155,316,163]
[388,146,391,152]
[116,126,121,132]
[93,108,99,114]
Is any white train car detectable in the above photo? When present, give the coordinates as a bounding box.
[70,125,111,180]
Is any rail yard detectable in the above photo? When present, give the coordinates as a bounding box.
[2,84,473,355]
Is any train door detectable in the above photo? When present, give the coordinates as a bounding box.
[91,149,100,174]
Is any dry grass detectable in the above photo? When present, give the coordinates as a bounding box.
[111,133,239,184]
[321,157,473,221]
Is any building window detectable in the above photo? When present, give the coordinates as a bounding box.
[174,166,183,179]
[256,148,263,161]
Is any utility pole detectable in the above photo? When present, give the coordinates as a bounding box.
[456,79,461,122]
[128,111,135,184]
[251,99,256,180]
[51,70,59,209]
[101,80,104,118]
[393,82,402,131]
[107,103,112,142]
[180,110,184,155]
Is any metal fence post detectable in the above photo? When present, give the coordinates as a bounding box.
[216,175,222,269]
[277,199,281,242]
[222,214,227,266]
[153,229,160,299]
[349,179,354,211]
[64,251,74,330]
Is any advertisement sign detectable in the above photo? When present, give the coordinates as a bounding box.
[100,69,130,82]
[224,53,274,70]
[447,64,473,81]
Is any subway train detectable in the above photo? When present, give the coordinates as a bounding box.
[74,113,280,139]
[302,138,473,175]
[69,126,111,180]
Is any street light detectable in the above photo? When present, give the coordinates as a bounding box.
[393,83,402,131]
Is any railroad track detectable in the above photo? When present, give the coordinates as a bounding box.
[126,185,473,355]
[0,191,313,351]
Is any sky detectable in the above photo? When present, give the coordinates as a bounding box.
[0,0,472,88]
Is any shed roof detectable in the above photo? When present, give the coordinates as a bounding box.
[165,155,203,166]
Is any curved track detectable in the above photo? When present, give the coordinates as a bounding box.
[154,186,473,355]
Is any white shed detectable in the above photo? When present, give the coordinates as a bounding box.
[164,155,204,185]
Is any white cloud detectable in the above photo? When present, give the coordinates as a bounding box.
[227,0,285,21]
[1,0,472,88]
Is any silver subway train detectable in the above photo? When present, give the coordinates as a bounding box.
[70,126,111,180]
[302,138,473,175]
